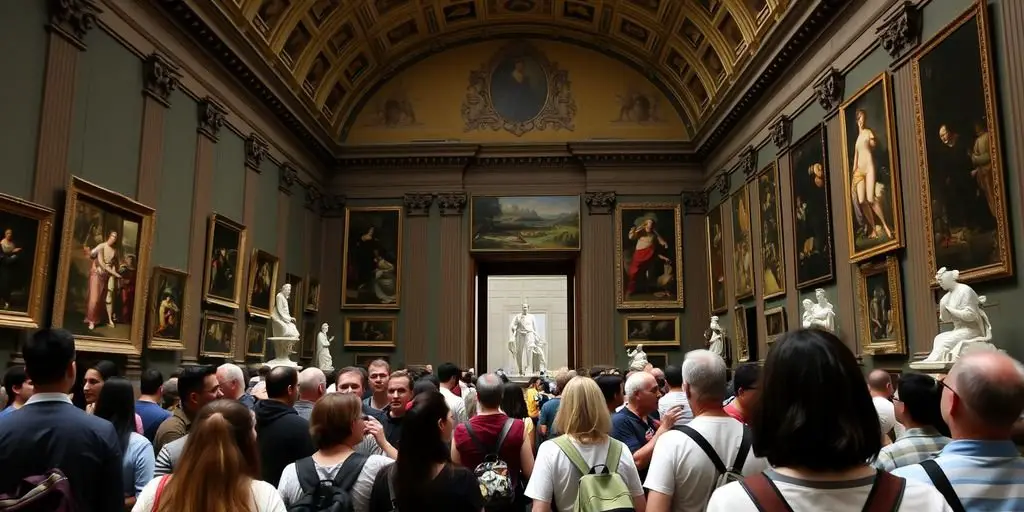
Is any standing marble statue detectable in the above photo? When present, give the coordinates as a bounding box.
[920,267,995,363]
[627,344,649,371]
[509,302,546,375]
[315,323,334,371]
[266,283,300,368]
[801,288,837,332]
[705,316,725,359]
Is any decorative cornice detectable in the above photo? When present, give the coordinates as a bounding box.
[142,53,180,108]
[304,185,322,212]
[714,172,731,196]
[320,194,347,217]
[47,0,102,50]
[769,115,792,151]
[245,134,269,171]
[682,190,710,215]
[404,193,435,216]
[583,192,617,215]
[436,193,468,216]
[197,97,226,142]
[278,164,298,195]
[740,146,758,177]
[813,67,845,113]
[876,1,922,62]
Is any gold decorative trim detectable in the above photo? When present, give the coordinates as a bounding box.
[756,162,786,300]
[733,305,750,363]
[341,206,404,310]
[614,202,684,309]
[764,305,787,345]
[202,214,248,310]
[622,314,680,347]
[199,311,237,359]
[0,194,55,330]
[855,255,907,356]
[706,203,727,314]
[147,266,189,351]
[344,315,398,349]
[245,249,279,319]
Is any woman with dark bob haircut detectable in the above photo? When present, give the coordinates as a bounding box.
[706,329,951,511]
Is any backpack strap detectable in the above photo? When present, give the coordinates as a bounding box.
[295,457,320,495]
[730,426,753,474]
[553,436,591,475]
[152,474,172,511]
[862,470,905,512]
[740,472,793,512]
[492,418,515,458]
[604,438,623,474]
[462,421,489,455]
[333,452,369,492]
[674,425,727,474]
[920,459,965,512]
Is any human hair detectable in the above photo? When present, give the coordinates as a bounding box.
[415,372,438,391]
[412,377,438,397]
[217,363,245,387]
[500,382,529,419]
[682,349,728,402]
[90,360,120,381]
[733,363,761,393]
[93,377,136,454]
[954,355,1024,428]
[437,362,460,383]
[897,373,949,436]
[390,370,413,390]
[257,366,271,379]
[266,366,298,399]
[554,377,610,444]
[140,368,164,395]
[309,393,361,449]
[527,376,541,386]
[394,391,451,507]
[22,329,75,385]
[595,374,623,405]
[475,373,504,408]
[155,399,260,512]
[336,366,367,389]
[623,371,650,399]
[367,359,391,373]
[2,366,27,408]
[553,369,576,397]
[751,329,881,471]
[178,365,216,410]
[161,378,179,409]
[664,364,683,387]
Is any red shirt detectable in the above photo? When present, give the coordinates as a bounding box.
[453,413,526,483]
[723,402,745,423]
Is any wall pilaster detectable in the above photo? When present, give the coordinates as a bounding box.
[437,193,469,366]
[234,134,266,363]
[581,192,616,366]
[402,193,434,364]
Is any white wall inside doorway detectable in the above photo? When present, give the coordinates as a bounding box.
[484,275,569,374]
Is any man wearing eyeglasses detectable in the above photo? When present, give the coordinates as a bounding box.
[872,373,951,472]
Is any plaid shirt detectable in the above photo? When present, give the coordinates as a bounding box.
[872,426,950,472]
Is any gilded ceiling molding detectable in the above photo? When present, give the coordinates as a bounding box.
[320,194,347,218]
[769,115,792,151]
[403,193,435,217]
[714,172,731,196]
[142,53,181,108]
[244,134,269,171]
[47,0,102,50]
[436,193,468,216]
[304,184,322,212]
[583,192,616,215]
[197,97,227,142]
[813,67,845,113]
[278,163,298,194]
[739,146,758,177]
[682,190,710,215]
[876,1,922,62]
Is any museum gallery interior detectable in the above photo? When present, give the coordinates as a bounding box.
[0,0,1022,380]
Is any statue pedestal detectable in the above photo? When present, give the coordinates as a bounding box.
[908,360,954,375]
[264,337,301,369]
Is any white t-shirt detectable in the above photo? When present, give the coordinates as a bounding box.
[658,391,694,426]
[873,396,897,437]
[525,436,644,512]
[644,416,768,512]
[707,469,953,512]
[440,386,467,425]
[277,454,393,512]
[132,476,285,511]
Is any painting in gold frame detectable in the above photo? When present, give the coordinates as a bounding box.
[245,322,267,358]
[0,193,54,330]
[756,162,786,299]
[614,202,684,309]
[731,184,754,300]
[839,73,904,263]
[622,314,680,347]
[354,352,391,367]
[646,352,669,370]
[203,214,247,309]
[789,125,835,289]
[284,273,304,320]
[305,276,320,312]
[706,203,727,314]
[856,256,906,356]
[200,311,236,358]
[764,306,787,345]
[469,195,581,251]
[342,206,403,309]
[733,305,750,363]
[344,316,397,348]
[147,266,188,351]
[246,249,278,319]
[52,177,155,355]
[911,1,1012,283]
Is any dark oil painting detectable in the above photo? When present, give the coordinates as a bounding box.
[705,204,727,313]
[471,196,580,251]
[207,217,243,306]
[731,185,754,300]
[615,204,683,309]
[490,53,548,123]
[346,317,397,347]
[201,314,235,358]
[247,250,277,318]
[149,267,185,344]
[757,164,785,299]
[342,207,402,308]
[865,268,895,342]
[245,323,266,358]
[789,126,835,289]
[624,316,679,347]
[0,211,39,314]
[646,353,668,370]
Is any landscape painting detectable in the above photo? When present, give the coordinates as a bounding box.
[148,266,187,351]
[342,206,403,309]
[706,204,727,314]
[623,314,680,347]
[856,256,906,355]
[470,195,580,251]
[0,194,53,330]
[615,203,684,309]
[731,185,754,300]
[789,126,835,289]
[757,163,786,299]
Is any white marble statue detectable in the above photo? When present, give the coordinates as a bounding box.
[705,316,725,359]
[627,344,649,371]
[920,267,995,363]
[801,288,837,332]
[315,323,334,371]
[266,283,300,368]
[508,302,546,375]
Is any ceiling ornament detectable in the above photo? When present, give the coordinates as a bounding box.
[278,163,298,194]
[436,192,468,216]
[197,97,226,142]
[769,114,792,150]
[876,1,922,62]
[682,190,710,215]
[48,0,101,49]
[142,53,181,108]
[584,192,617,215]
[245,134,269,171]
[404,193,435,217]
[813,67,845,113]
[739,145,758,177]
[714,171,731,196]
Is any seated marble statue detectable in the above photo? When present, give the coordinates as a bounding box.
[922,267,994,363]
[802,289,837,332]
[271,284,300,339]
[627,344,648,372]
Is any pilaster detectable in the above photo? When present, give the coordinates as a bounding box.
[236,145,260,364]
[402,193,435,364]
[136,53,178,205]
[581,192,616,366]
[437,193,468,366]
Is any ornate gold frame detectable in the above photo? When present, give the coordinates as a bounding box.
[244,321,267,358]
[614,202,684,309]
[147,266,189,351]
[341,206,403,310]
[52,177,155,355]
[199,311,236,359]
[731,184,755,301]
[622,313,680,347]
[0,194,54,330]
[756,162,786,300]
[733,305,750,363]
[764,306,787,345]
[246,249,279,319]
[202,214,247,309]
[304,276,320,312]
[646,352,669,370]
[838,72,904,263]
[788,125,835,289]
[705,203,727,314]
[911,1,1012,283]
[856,255,907,356]
[468,195,582,252]
[344,315,398,348]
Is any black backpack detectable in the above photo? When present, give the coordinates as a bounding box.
[288,453,368,512]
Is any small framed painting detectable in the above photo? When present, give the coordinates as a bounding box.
[733,305,750,363]
[646,352,669,370]
[245,322,267,358]
[855,255,906,356]
[148,266,188,351]
[344,316,397,348]
[246,249,279,319]
[0,193,55,330]
[305,276,320,312]
[354,353,391,368]
[622,314,680,347]
[764,306,787,345]
[200,312,236,358]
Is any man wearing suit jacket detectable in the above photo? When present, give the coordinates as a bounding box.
[0,328,123,511]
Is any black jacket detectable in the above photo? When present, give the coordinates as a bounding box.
[254,399,315,486]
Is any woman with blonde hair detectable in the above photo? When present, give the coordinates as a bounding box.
[525,376,646,512]
[132,399,285,511]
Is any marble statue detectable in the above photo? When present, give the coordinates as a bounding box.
[801,288,837,332]
[508,301,546,375]
[266,283,300,368]
[627,344,649,371]
[705,316,725,359]
[919,267,995,364]
[315,323,334,371]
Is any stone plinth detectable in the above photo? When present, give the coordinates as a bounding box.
[264,337,300,368]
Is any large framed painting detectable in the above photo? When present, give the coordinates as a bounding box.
[148,266,188,351]
[856,255,907,355]
[911,2,1012,283]
[623,314,680,347]
[344,316,397,348]
[733,305,750,363]
[305,276,320,312]
[756,163,786,299]
[245,322,267,358]
[203,214,247,309]
[342,206,403,309]
[705,204,727,314]
[731,184,754,300]
[0,194,54,330]
[246,249,278,319]
[839,73,904,263]
[789,125,835,289]
[52,177,155,355]
[200,311,236,359]
[764,306,787,345]
[614,203,684,309]
[470,195,581,251]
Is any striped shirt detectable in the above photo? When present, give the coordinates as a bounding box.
[873,427,951,472]
[892,439,1024,511]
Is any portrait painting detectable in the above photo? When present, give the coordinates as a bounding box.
[490,52,548,123]
[245,322,267,358]
[148,267,188,351]
[52,177,154,355]
[246,249,278,319]
[305,277,320,312]
[757,163,786,299]
[614,203,684,309]
[0,194,53,330]
[731,184,754,300]
[471,196,580,251]
[646,352,669,370]
[623,314,680,347]
[203,214,247,309]
[354,353,391,368]
[839,73,904,262]
[342,206,403,309]
[200,312,235,359]
[912,4,1011,283]
[345,316,397,348]
[856,256,906,355]
[764,306,787,345]
[284,273,303,319]
[789,125,835,289]
[705,204,727,314]
[733,305,750,363]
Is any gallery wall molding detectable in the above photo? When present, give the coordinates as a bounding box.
[682,191,710,215]
[142,52,181,108]
[404,193,435,217]
[876,1,922,63]
[278,163,299,195]
[436,193,468,216]
[714,172,731,197]
[813,67,846,114]
[197,97,226,142]
[740,146,759,177]
[48,0,102,51]
[584,192,617,215]
[304,185,322,213]
[244,133,269,171]
[769,115,793,151]
[320,194,347,218]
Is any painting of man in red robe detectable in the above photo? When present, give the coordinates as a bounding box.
[616,205,683,308]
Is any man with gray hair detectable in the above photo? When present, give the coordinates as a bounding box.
[216,363,255,410]
[294,367,326,420]
[612,371,682,482]
[452,374,534,480]
[645,350,767,512]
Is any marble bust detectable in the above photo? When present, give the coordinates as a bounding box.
[627,344,648,371]
[266,283,300,368]
[801,288,837,332]
[918,267,995,364]
[315,323,334,371]
[705,316,725,359]
[508,302,546,375]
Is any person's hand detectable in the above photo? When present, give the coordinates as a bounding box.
[658,406,682,432]
[85,403,96,415]
[364,417,386,442]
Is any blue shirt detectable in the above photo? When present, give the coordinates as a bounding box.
[893,439,1024,511]
[122,433,154,498]
[0,406,18,418]
[611,407,657,481]
[135,400,171,442]
[538,397,561,440]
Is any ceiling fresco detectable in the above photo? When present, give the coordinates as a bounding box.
[205,0,791,143]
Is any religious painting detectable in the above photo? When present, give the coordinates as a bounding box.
[839,73,904,263]
[764,306,787,345]
[705,204,727,314]
[912,3,1011,283]
[305,277,321,312]
[245,322,267,358]
[615,203,684,309]
[147,267,188,351]
[345,316,398,348]
[200,312,236,359]
[646,352,669,370]
[733,305,750,363]
[623,314,680,347]
[855,256,906,356]
[246,249,279,319]
[203,214,246,309]
[354,353,391,367]
[0,194,54,330]
[471,196,580,252]
[342,206,403,309]
[789,125,835,289]
[284,273,303,319]
[52,177,155,355]
[757,163,786,300]
[731,184,754,300]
